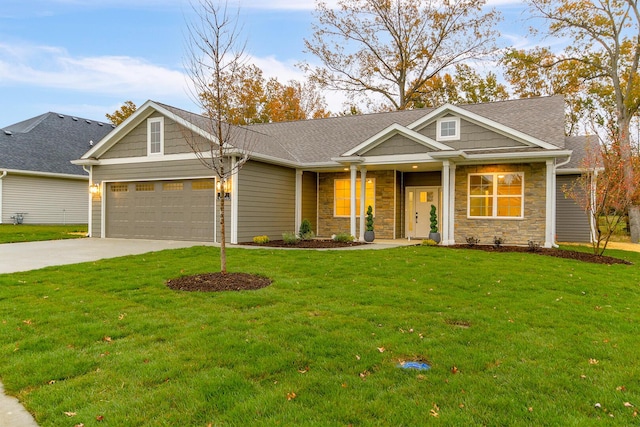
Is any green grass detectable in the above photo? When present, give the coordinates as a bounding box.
[0,224,88,244]
[0,245,639,426]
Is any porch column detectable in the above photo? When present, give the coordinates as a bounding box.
[295,169,303,235]
[350,164,358,238]
[448,163,456,245]
[441,161,450,246]
[359,167,367,241]
[544,159,554,248]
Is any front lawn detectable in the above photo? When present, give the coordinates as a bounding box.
[0,246,638,426]
[0,224,87,244]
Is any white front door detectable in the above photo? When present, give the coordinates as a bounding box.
[406,187,440,239]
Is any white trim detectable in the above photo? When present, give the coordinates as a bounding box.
[231,157,239,244]
[441,161,450,244]
[100,181,106,238]
[448,163,456,245]
[0,170,6,224]
[343,123,454,156]
[0,168,88,180]
[545,159,554,248]
[359,167,367,241]
[408,103,560,150]
[213,177,218,244]
[467,172,525,219]
[436,117,460,142]
[87,166,93,237]
[295,169,303,234]
[147,117,164,156]
[350,164,357,238]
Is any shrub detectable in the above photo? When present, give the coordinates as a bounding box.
[466,236,480,246]
[253,235,270,245]
[430,205,438,233]
[527,240,541,252]
[421,239,438,246]
[366,205,374,231]
[282,232,299,245]
[299,219,315,240]
[333,232,354,243]
[493,236,505,248]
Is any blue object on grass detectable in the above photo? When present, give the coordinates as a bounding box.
[399,361,431,370]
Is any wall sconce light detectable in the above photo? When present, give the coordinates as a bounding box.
[89,183,101,195]
[216,179,231,200]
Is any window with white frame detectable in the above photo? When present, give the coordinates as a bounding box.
[436,117,460,141]
[468,172,524,218]
[334,178,375,217]
[147,117,164,155]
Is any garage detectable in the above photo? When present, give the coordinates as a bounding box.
[106,179,215,241]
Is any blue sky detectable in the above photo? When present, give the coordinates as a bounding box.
[0,0,536,127]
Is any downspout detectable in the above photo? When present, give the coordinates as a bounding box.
[552,155,572,248]
[0,170,7,224]
[83,166,92,237]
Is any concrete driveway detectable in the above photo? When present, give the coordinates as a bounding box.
[0,237,213,274]
[0,237,212,426]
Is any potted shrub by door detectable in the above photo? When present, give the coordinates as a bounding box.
[364,205,375,242]
[428,204,441,243]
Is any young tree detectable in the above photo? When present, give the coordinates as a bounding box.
[184,0,255,273]
[302,0,501,111]
[520,0,640,242]
[105,100,137,126]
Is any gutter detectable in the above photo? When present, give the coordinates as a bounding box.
[0,170,6,224]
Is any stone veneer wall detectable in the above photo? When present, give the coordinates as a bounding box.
[454,163,547,245]
[318,170,396,239]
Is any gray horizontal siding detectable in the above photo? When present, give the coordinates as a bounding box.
[236,161,296,242]
[93,159,214,182]
[556,174,591,242]
[420,117,527,149]
[2,174,88,224]
[365,134,431,156]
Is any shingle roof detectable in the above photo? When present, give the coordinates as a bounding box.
[0,113,114,176]
[189,95,566,165]
[560,135,600,170]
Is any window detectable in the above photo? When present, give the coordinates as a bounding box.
[110,183,128,192]
[436,117,460,141]
[135,183,154,192]
[468,172,524,218]
[147,117,164,155]
[192,180,215,190]
[334,178,375,217]
[163,182,183,191]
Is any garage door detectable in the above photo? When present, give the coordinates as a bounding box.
[106,179,215,241]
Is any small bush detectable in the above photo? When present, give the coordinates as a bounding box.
[466,236,480,246]
[527,240,541,252]
[282,232,299,245]
[299,219,315,240]
[421,239,438,246]
[253,235,270,245]
[333,232,354,243]
[493,236,505,248]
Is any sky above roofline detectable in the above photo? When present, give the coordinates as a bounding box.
[0,0,544,127]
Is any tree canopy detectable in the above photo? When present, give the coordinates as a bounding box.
[105,100,137,126]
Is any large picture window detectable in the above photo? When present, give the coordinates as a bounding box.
[334,178,375,217]
[468,172,524,218]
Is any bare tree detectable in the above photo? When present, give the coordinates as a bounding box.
[183,0,255,273]
[302,0,500,111]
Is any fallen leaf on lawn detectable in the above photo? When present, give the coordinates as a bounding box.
[298,367,309,374]
[286,392,297,401]
[459,403,465,408]
[355,354,361,360]
[102,336,112,343]
[617,386,627,391]
[377,347,385,353]
[64,411,77,417]
[451,366,459,374]
[589,358,599,365]
[430,409,439,417]
[341,383,348,388]
[118,313,126,320]
[624,402,634,407]
[96,415,104,421]
[74,424,85,427]
[359,370,370,380]
[528,407,533,412]
[580,374,587,379]
[23,320,32,325]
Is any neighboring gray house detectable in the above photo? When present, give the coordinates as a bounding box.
[74,95,594,245]
[0,113,114,224]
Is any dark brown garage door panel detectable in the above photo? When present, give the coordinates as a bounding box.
[106,180,214,241]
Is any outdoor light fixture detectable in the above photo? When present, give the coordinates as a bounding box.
[216,179,231,200]
[89,183,101,195]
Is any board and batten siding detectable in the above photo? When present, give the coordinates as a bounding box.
[418,116,528,150]
[236,161,296,243]
[1,174,88,224]
[556,174,591,242]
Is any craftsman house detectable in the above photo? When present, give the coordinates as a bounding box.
[0,113,114,224]
[74,95,592,246]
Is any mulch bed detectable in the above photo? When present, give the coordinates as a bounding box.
[166,241,631,292]
[242,239,367,248]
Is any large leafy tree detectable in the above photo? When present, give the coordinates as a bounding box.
[105,100,137,126]
[514,0,640,243]
[302,0,500,111]
[200,64,330,125]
